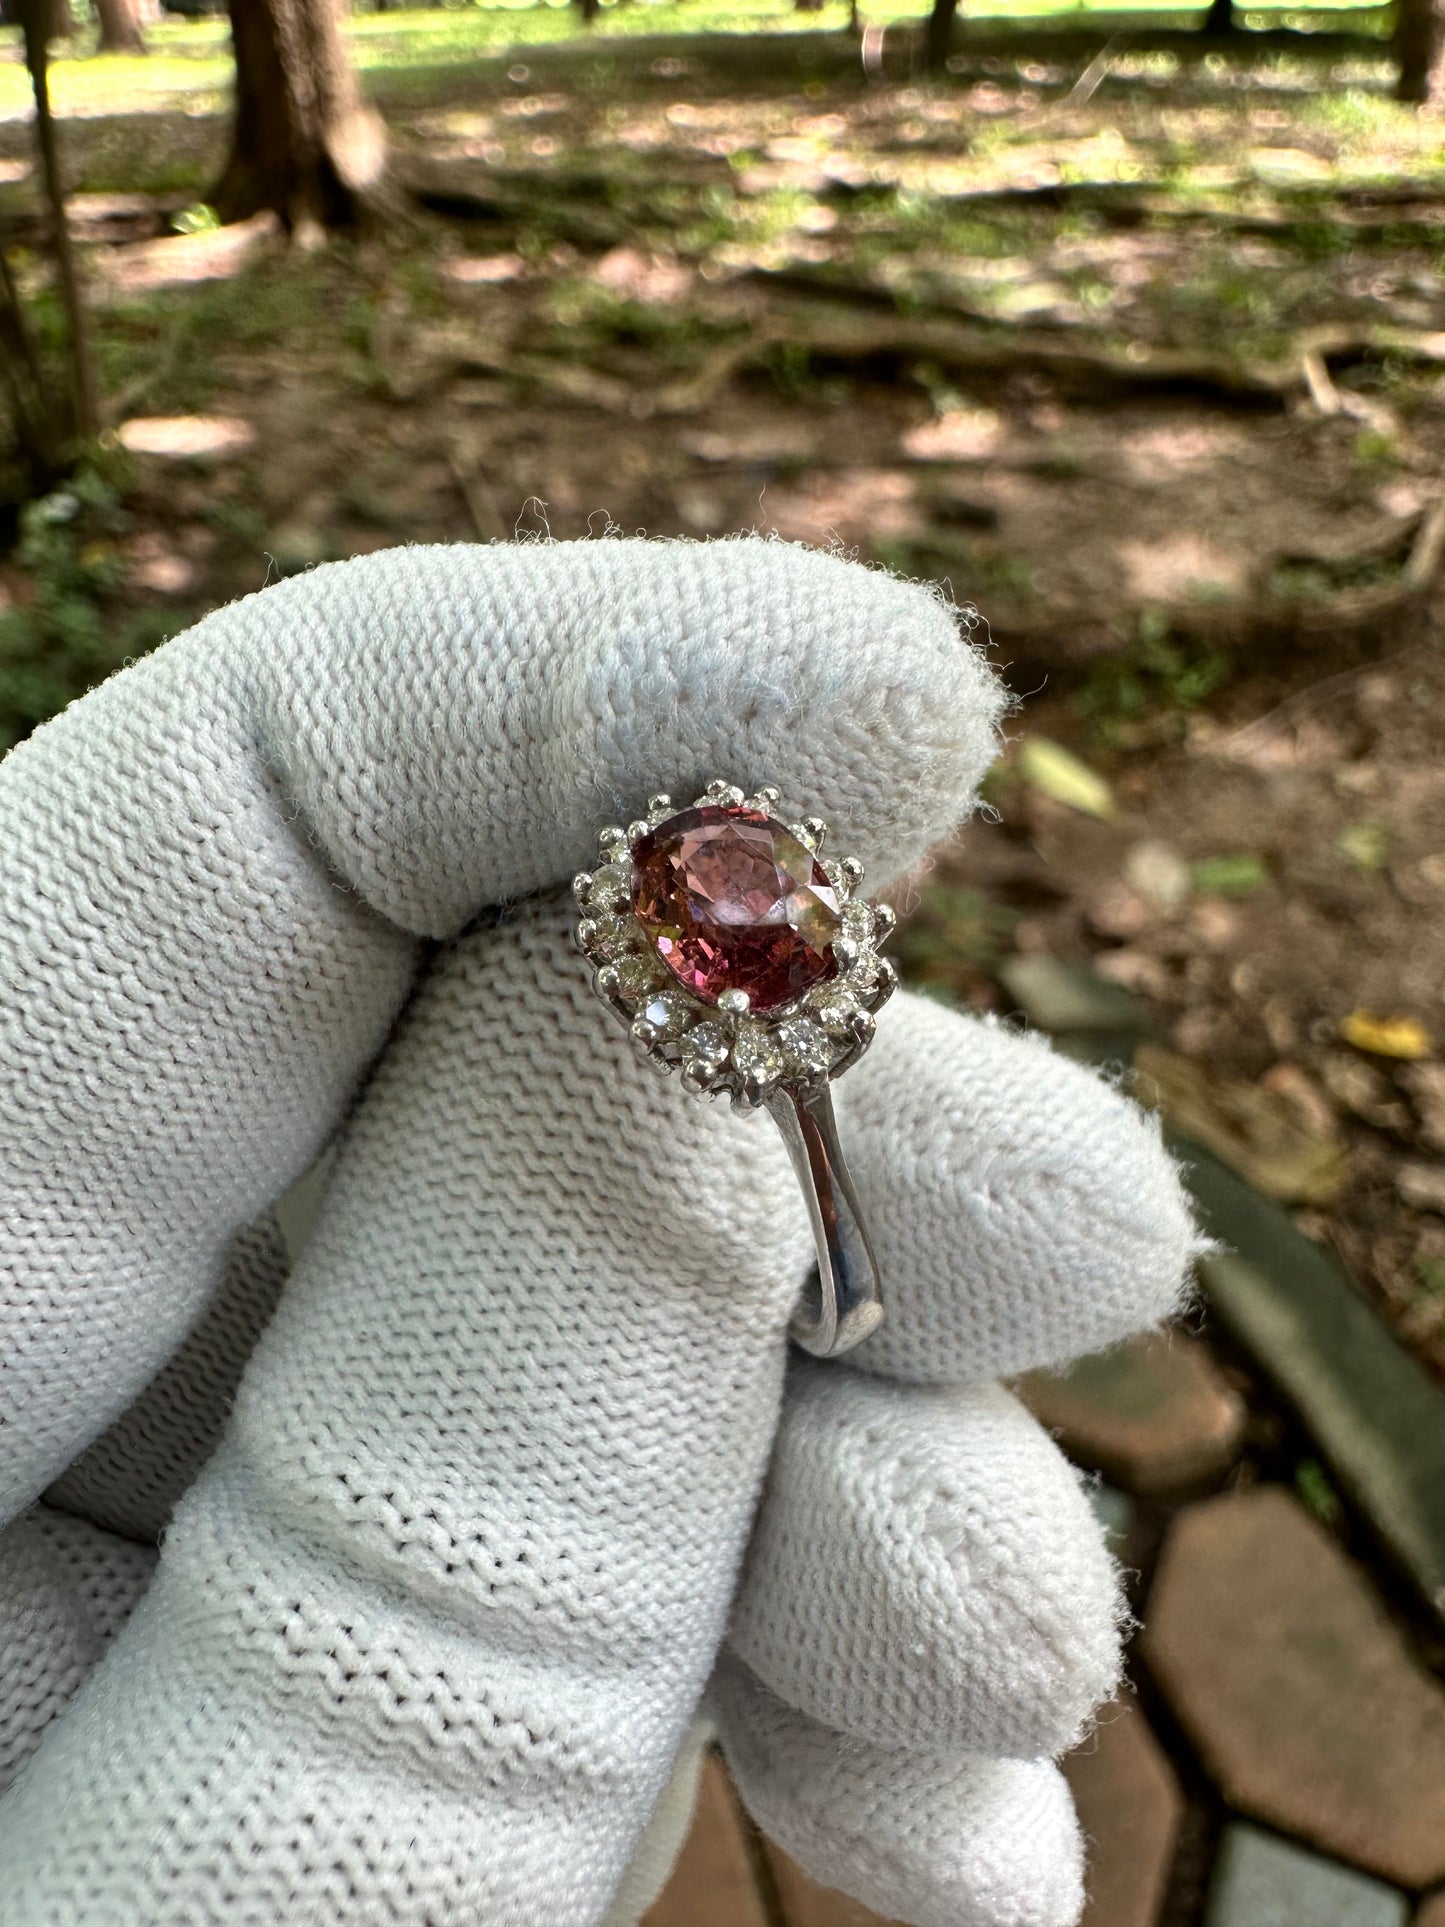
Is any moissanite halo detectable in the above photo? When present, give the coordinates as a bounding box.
[573,778,895,1357]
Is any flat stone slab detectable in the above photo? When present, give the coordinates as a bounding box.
[998,954,1151,1036]
[642,1754,768,1927]
[1204,1823,1408,1927]
[1063,1699,1183,1927]
[1141,1488,1445,1887]
[1180,1138,1445,1629]
[1017,1327,1246,1496]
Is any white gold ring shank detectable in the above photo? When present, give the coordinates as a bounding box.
[766,1081,883,1357]
[574,779,894,1360]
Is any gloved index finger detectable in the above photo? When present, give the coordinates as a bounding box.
[0,538,1004,1521]
[236,539,1003,933]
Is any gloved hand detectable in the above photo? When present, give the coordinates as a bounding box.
[0,539,1195,1927]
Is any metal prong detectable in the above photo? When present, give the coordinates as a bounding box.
[573,872,594,908]
[598,825,627,854]
[872,902,898,941]
[833,935,860,971]
[801,816,827,849]
[680,1062,715,1095]
[839,856,865,887]
[627,819,649,842]
[647,793,672,815]
[870,958,898,1007]
[630,1019,659,1051]
[704,777,732,797]
[753,786,781,809]
[718,988,751,1016]
[577,917,600,950]
[741,1070,771,1107]
[596,964,622,999]
[847,1008,876,1046]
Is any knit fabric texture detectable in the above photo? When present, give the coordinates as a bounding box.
[0,540,1195,1927]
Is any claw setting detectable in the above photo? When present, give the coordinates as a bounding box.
[574,783,895,1108]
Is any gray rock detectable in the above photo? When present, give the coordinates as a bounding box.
[1204,1823,1407,1927]
[1141,1489,1445,1887]
[1018,1328,1245,1497]
[1063,1699,1182,1927]
[1183,1141,1445,1630]
[997,955,1151,1036]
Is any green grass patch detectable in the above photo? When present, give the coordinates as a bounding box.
[0,0,1397,123]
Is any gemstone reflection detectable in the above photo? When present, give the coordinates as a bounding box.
[629,805,841,1011]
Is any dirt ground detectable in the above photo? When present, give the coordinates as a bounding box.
[4,20,1445,1373]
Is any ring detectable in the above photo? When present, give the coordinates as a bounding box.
[573,778,897,1358]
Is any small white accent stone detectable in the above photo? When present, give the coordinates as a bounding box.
[589,864,631,913]
[776,1017,834,1076]
[615,950,664,997]
[809,988,863,1037]
[841,901,875,945]
[681,1021,731,1069]
[846,948,880,994]
[732,1023,785,1087]
[638,989,693,1040]
[586,912,638,962]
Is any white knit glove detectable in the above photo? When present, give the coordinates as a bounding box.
[0,540,1195,1927]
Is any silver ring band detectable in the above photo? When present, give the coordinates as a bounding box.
[575,779,895,1360]
[766,1081,883,1356]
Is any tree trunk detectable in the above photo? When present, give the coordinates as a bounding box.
[212,0,386,231]
[575,0,600,23]
[17,0,96,441]
[1202,0,1234,30]
[44,0,76,40]
[925,0,959,70]
[95,0,147,53]
[796,0,826,13]
[0,245,65,488]
[1397,0,1445,102]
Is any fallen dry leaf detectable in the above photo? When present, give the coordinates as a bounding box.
[1340,1011,1434,1060]
[1135,1043,1349,1204]
[1018,737,1114,820]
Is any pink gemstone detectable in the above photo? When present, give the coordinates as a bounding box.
[630,805,841,1011]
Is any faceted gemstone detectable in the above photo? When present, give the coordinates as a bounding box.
[810,988,862,1037]
[638,990,693,1040]
[732,1023,786,1088]
[841,901,877,946]
[586,912,637,962]
[615,950,665,997]
[588,864,632,914]
[775,1017,834,1076]
[680,1022,730,1070]
[630,805,841,1011]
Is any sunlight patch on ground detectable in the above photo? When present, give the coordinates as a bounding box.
[1118,533,1250,601]
[902,406,1006,461]
[117,415,256,458]
[0,0,1398,123]
[103,216,276,292]
[444,252,530,284]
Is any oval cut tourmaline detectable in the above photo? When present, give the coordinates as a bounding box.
[630,805,841,1011]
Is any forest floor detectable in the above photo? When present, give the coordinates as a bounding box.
[3,3,1445,1382]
